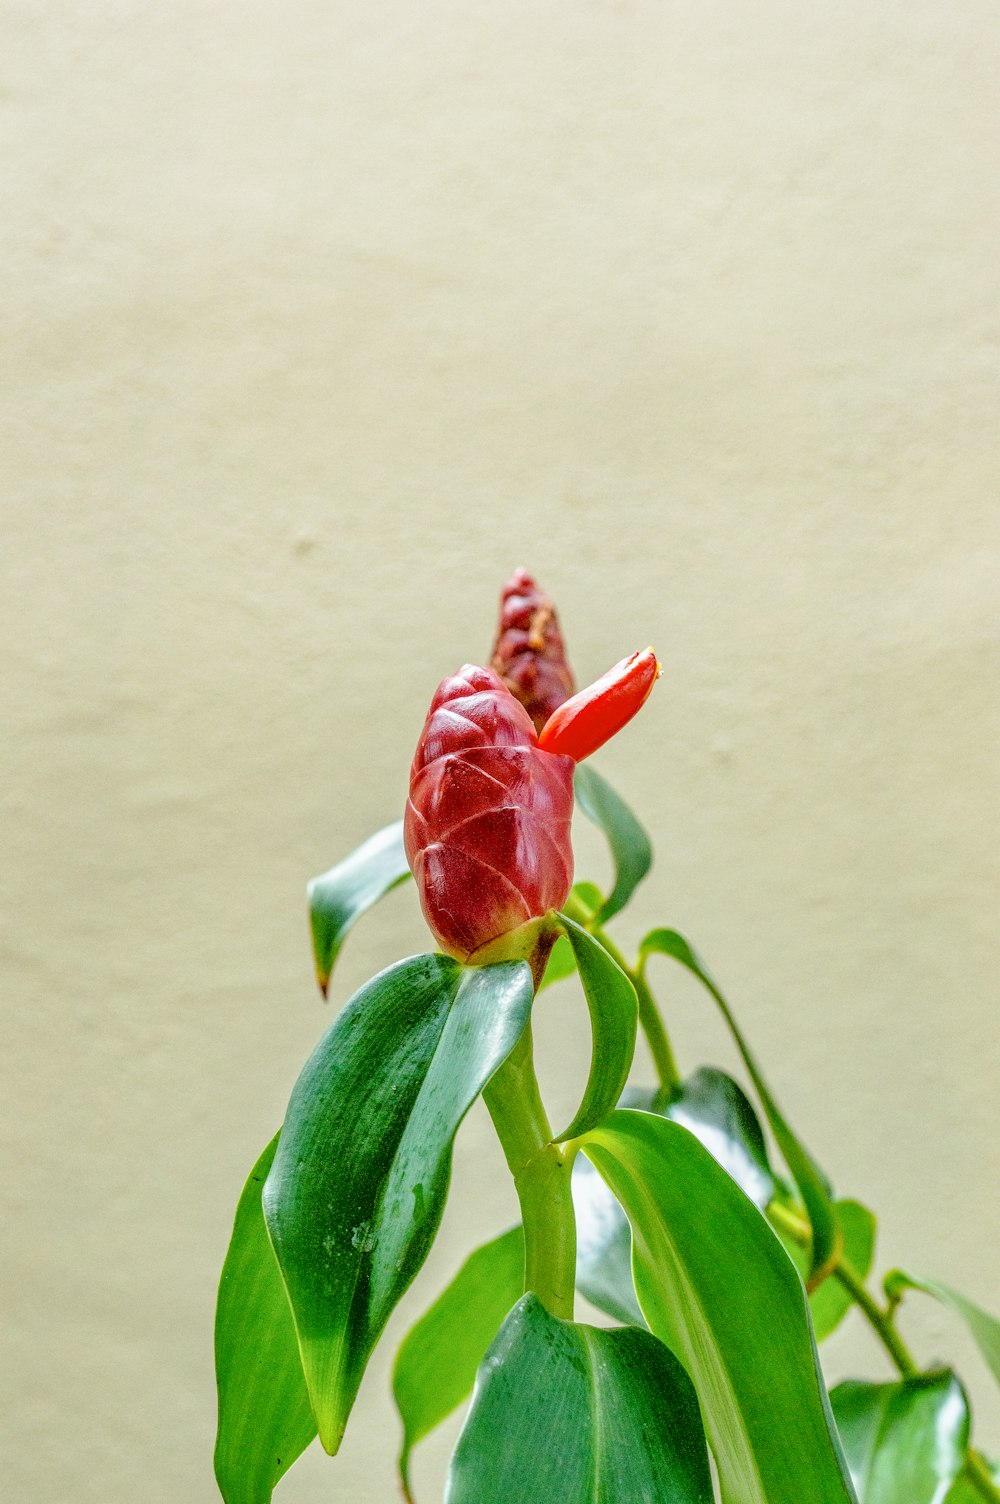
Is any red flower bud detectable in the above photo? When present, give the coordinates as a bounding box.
[490,567,575,733]
[537,648,660,763]
[405,650,659,963]
[405,665,575,961]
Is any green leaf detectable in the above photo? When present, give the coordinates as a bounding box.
[811,1202,876,1341]
[538,885,608,992]
[574,1069,776,1326]
[639,926,839,1282]
[554,915,636,1142]
[264,955,534,1453]
[393,1226,524,1492]
[573,763,652,923]
[582,1110,857,1504]
[569,879,604,918]
[883,1272,1000,1389]
[214,1135,316,1504]
[668,1065,776,1210]
[778,1200,877,1342]
[945,1459,1000,1504]
[831,1372,969,1503]
[574,1146,646,1327]
[445,1292,713,1504]
[307,820,411,995]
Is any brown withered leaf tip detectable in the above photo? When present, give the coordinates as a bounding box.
[490,568,575,733]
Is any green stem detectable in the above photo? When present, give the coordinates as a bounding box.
[770,1194,1000,1502]
[483,1025,577,1320]
[586,922,681,1096]
[964,1450,1000,1504]
[633,966,682,1096]
[833,1259,919,1379]
[767,1201,918,1378]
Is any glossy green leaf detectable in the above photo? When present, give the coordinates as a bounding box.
[831,1372,969,1503]
[214,1135,316,1504]
[574,1146,645,1327]
[393,1226,524,1492]
[264,955,534,1453]
[778,1200,877,1342]
[573,763,652,923]
[883,1272,1000,1389]
[944,1458,1000,1504]
[554,914,636,1142]
[640,926,839,1282]
[445,1292,713,1504]
[307,820,411,995]
[574,1069,775,1326]
[668,1065,776,1210]
[582,1110,857,1504]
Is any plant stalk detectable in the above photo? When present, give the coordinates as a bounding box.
[964,1449,1000,1504]
[483,1024,576,1320]
[587,921,682,1096]
[632,966,682,1097]
[767,1200,919,1376]
[833,1258,920,1380]
[768,1181,1000,1501]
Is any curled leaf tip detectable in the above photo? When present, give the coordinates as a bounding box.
[536,647,660,763]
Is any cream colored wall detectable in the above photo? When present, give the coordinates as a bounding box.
[3,2,998,1500]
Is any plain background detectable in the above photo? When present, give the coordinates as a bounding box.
[3,2,998,1500]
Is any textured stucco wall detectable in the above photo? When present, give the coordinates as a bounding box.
[3,3,998,1500]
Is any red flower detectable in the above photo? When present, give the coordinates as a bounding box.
[405,665,575,962]
[405,649,660,963]
[538,648,659,762]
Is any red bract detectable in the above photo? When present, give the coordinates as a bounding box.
[404,665,575,962]
[537,648,660,763]
[406,644,659,963]
[490,567,575,733]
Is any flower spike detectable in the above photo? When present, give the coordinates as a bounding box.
[490,567,575,732]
